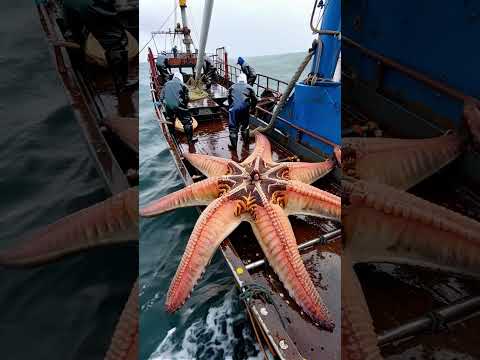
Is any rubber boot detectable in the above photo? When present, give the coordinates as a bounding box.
[119,50,138,93]
[229,131,238,150]
[241,128,250,145]
[184,124,198,145]
[107,49,138,96]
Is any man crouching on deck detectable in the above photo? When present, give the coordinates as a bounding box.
[159,72,197,145]
[228,73,257,149]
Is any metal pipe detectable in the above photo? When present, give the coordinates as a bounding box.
[194,0,215,82]
[245,229,341,271]
[378,296,480,346]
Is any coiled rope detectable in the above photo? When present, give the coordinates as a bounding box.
[252,42,317,136]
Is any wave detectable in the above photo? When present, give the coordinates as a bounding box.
[149,288,262,360]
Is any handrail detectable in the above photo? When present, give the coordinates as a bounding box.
[343,36,478,104]
[214,59,288,97]
[256,106,339,148]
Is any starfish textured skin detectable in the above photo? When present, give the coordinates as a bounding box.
[339,103,480,359]
[140,133,341,331]
[0,188,139,360]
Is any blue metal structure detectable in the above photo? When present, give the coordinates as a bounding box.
[277,0,341,155]
[343,0,480,133]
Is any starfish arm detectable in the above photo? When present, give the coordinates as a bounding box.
[241,132,274,165]
[342,255,382,360]
[270,160,335,184]
[250,202,334,330]
[282,181,341,221]
[184,152,243,176]
[105,279,139,360]
[0,188,138,266]
[343,135,463,190]
[165,197,242,312]
[344,180,480,275]
[140,177,225,217]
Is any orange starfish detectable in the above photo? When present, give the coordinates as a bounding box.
[140,133,341,331]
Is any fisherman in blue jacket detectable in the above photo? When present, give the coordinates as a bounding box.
[63,0,137,95]
[237,57,257,86]
[159,72,197,145]
[156,52,171,85]
[227,73,257,149]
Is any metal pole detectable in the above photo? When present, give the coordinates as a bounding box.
[174,0,177,28]
[378,296,480,346]
[245,229,341,271]
[194,0,215,82]
[179,1,192,53]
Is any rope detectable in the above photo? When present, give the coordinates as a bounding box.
[139,35,154,54]
[139,8,176,54]
[252,46,316,136]
[239,283,288,330]
[153,36,159,54]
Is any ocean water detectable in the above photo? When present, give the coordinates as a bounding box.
[0,2,136,359]
[139,52,307,360]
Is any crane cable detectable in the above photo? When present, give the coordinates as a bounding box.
[139,8,176,54]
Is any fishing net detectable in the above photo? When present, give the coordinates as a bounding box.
[186,76,209,101]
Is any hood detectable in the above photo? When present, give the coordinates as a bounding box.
[237,73,247,83]
[237,57,245,66]
[173,72,184,83]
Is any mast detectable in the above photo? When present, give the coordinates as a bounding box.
[179,0,193,53]
[194,0,215,82]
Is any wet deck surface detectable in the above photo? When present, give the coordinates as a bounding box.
[90,61,139,118]
[85,60,139,179]
[175,115,342,359]
[187,83,228,113]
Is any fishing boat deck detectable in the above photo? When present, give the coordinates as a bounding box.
[89,62,139,119]
[173,113,342,359]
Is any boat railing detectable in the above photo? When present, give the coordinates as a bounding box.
[255,105,339,148]
[212,58,288,97]
[147,47,161,92]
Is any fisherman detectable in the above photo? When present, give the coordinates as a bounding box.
[159,72,197,145]
[156,51,171,85]
[227,73,257,149]
[203,57,218,91]
[237,57,257,86]
[172,45,178,58]
[63,0,138,95]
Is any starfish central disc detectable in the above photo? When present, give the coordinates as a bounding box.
[140,133,340,331]
[250,170,260,182]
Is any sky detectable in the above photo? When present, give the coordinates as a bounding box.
[139,0,317,59]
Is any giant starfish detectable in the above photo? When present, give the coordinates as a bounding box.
[0,117,140,360]
[340,100,480,359]
[140,133,341,330]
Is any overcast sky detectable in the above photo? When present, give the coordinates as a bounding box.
[139,0,316,58]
